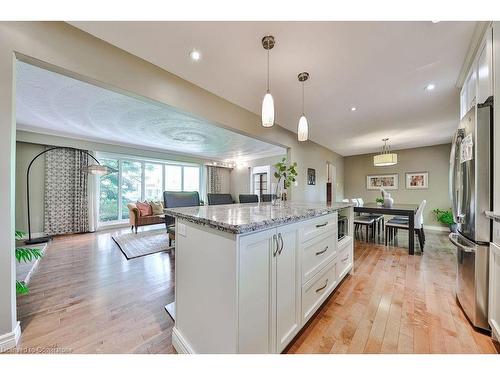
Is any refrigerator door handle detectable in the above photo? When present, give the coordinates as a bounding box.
[449,233,477,253]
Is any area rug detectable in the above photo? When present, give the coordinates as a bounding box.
[112,229,173,259]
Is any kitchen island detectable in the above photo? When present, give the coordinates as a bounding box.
[164,201,353,353]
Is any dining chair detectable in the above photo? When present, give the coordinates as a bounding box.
[357,197,385,237]
[260,194,277,202]
[163,191,201,246]
[385,200,427,251]
[352,198,375,241]
[239,194,259,203]
[207,193,234,205]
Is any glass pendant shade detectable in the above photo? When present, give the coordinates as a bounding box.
[373,153,398,166]
[262,92,275,128]
[297,115,309,142]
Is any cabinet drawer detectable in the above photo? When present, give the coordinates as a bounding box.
[301,260,337,324]
[337,238,353,280]
[301,213,337,243]
[302,233,336,283]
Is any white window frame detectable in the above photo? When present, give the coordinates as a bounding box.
[96,152,202,227]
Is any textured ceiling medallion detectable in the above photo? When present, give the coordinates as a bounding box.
[374,138,398,166]
[261,35,275,128]
[297,72,309,142]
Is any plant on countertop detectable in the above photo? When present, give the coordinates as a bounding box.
[432,208,456,231]
[15,230,43,295]
[273,157,298,200]
[375,197,384,204]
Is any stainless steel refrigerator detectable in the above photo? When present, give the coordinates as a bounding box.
[449,96,493,331]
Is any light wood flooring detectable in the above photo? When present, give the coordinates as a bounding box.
[14,225,499,354]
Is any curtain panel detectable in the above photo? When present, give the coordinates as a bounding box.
[44,147,90,235]
[206,166,232,194]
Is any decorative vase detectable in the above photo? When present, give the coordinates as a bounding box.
[383,196,394,208]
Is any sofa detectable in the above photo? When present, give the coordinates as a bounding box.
[127,202,165,234]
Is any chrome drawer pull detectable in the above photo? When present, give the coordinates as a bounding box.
[315,279,329,293]
[316,222,328,228]
[277,233,284,255]
[341,255,349,262]
[315,246,328,256]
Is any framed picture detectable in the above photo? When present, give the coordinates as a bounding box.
[366,174,398,190]
[307,168,316,185]
[406,172,429,189]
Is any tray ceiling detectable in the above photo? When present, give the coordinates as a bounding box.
[16,61,286,162]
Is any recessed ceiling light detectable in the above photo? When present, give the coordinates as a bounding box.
[425,83,436,91]
[350,107,357,112]
[189,50,201,61]
[431,21,440,24]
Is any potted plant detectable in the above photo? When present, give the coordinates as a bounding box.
[15,230,43,295]
[432,208,457,232]
[273,158,298,205]
[375,197,384,206]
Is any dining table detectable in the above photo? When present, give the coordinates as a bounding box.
[354,202,419,255]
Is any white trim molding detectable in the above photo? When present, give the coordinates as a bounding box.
[172,327,195,354]
[0,321,21,353]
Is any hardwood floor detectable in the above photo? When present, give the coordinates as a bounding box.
[13,225,498,354]
[15,224,176,354]
[287,231,498,354]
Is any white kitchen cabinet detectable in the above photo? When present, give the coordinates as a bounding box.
[238,223,301,353]
[477,28,493,105]
[489,242,500,342]
[171,206,354,353]
[273,224,301,352]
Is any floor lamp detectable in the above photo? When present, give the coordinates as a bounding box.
[25,146,117,245]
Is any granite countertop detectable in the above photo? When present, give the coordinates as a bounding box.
[164,201,353,234]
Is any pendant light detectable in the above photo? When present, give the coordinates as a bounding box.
[261,35,275,128]
[297,72,309,142]
[374,138,398,166]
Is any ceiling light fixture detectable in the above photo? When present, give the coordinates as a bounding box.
[425,83,436,91]
[351,107,357,112]
[374,138,398,166]
[297,72,310,142]
[189,50,201,61]
[261,35,275,128]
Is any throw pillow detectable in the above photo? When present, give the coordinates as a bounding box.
[136,201,152,217]
[149,200,164,215]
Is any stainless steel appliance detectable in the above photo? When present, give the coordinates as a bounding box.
[338,216,348,241]
[449,96,493,331]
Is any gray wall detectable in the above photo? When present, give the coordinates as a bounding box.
[229,155,285,202]
[0,21,345,338]
[344,143,452,228]
[15,141,45,235]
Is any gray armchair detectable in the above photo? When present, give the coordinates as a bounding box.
[163,191,200,246]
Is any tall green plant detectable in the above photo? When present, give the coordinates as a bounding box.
[15,230,43,295]
[273,157,298,199]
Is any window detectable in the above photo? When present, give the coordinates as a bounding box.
[145,163,163,200]
[183,166,200,192]
[121,161,142,219]
[165,165,182,191]
[97,154,201,225]
[99,159,119,222]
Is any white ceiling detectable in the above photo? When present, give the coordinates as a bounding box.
[15,61,286,162]
[69,21,476,156]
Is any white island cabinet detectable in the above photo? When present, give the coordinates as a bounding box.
[165,202,353,354]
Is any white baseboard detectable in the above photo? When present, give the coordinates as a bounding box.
[172,327,195,354]
[424,225,449,233]
[0,321,21,353]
